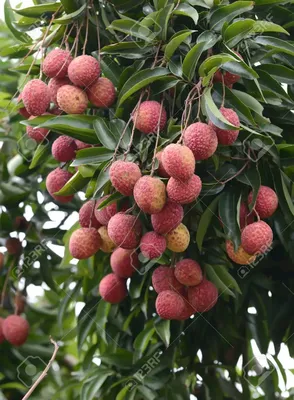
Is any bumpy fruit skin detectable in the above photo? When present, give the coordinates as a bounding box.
[22,79,50,116]
[57,85,88,114]
[166,223,190,253]
[214,69,240,86]
[226,240,256,265]
[239,202,255,229]
[140,231,166,259]
[68,55,100,87]
[95,196,121,226]
[162,144,195,182]
[108,213,142,249]
[46,167,74,203]
[2,315,29,346]
[188,280,218,312]
[110,160,141,196]
[175,259,203,286]
[152,266,184,294]
[183,122,218,160]
[176,296,195,320]
[0,318,5,344]
[110,248,138,278]
[155,151,170,178]
[26,116,49,143]
[87,77,116,107]
[69,228,101,259]
[151,200,183,234]
[79,200,101,229]
[48,77,71,105]
[75,140,92,150]
[52,135,77,162]
[167,175,202,204]
[209,107,240,145]
[18,93,30,118]
[98,226,116,253]
[134,176,166,214]
[155,290,185,320]
[241,221,273,255]
[248,186,278,219]
[134,101,167,134]
[0,252,4,269]
[99,273,127,303]
[6,238,22,255]
[42,49,73,78]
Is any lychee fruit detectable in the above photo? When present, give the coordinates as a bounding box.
[14,216,29,231]
[155,290,185,320]
[48,77,71,105]
[188,280,218,313]
[155,151,170,178]
[214,52,242,86]
[0,318,5,344]
[46,167,74,203]
[26,116,49,143]
[166,223,190,253]
[110,160,141,196]
[17,93,30,118]
[98,226,116,253]
[79,200,101,229]
[151,200,183,234]
[226,240,256,265]
[22,79,50,116]
[239,202,255,229]
[42,48,73,78]
[162,144,195,181]
[99,273,127,303]
[87,77,116,108]
[2,315,29,346]
[140,232,166,259]
[69,227,101,259]
[176,296,195,320]
[152,266,184,294]
[95,196,120,226]
[175,259,203,286]
[108,213,142,249]
[68,55,100,87]
[134,176,166,214]
[110,248,138,278]
[52,135,77,162]
[134,100,167,134]
[6,238,22,255]
[183,122,218,160]
[75,140,92,150]
[57,85,88,114]
[0,252,4,269]
[248,186,278,219]
[167,174,202,204]
[209,107,240,145]
[241,221,273,255]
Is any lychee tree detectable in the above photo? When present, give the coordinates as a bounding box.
[0,0,294,399]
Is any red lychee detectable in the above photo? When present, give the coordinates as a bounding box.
[110,160,141,196]
[2,315,29,346]
[162,144,195,181]
[14,216,29,231]
[183,122,218,160]
[241,221,273,255]
[151,200,183,234]
[57,85,88,114]
[214,52,243,87]
[68,55,100,87]
[134,176,166,214]
[87,77,116,108]
[110,248,138,278]
[0,252,4,269]
[95,195,119,226]
[79,200,101,229]
[26,116,49,143]
[22,79,50,116]
[155,290,185,320]
[175,259,203,286]
[226,240,256,265]
[69,227,101,259]
[134,100,167,134]
[99,273,127,303]
[239,202,255,229]
[140,231,166,259]
[152,266,184,294]
[6,238,22,255]
[46,167,74,203]
[42,48,73,78]
[98,226,116,253]
[75,140,92,150]
[209,107,240,145]
[52,135,77,162]
[155,151,170,178]
[188,279,218,313]
[17,93,30,119]
[108,213,142,249]
[166,223,190,253]
[167,174,202,204]
[176,296,195,320]
[0,318,5,343]
[248,185,278,219]
[48,77,71,105]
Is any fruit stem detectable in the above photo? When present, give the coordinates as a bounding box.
[221,73,226,108]
[93,4,101,61]
[0,263,13,308]
[82,7,90,55]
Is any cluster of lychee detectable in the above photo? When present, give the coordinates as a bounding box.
[225,186,278,265]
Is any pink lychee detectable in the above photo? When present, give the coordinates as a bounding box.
[79,200,101,229]
[151,200,183,234]
[239,202,255,229]
[167,174,202,204]
[155,150,170,178]
[134,100,167,134]
[17,93,30,118]
[188,280,218,312]
[87,77,116,108]
[26,116,49,143]
[68,55,100,87]
[75,140,92,150]
[108,213,142,249]
[69,227,101,259]
[99,273,127,304]
[110,248,139,278]
[176,296,195,320]
[140,231,166,259]
[152,266,184,294]
[241,221,273,255]
[48,76,71,105]
[52,135,77,162]
[22,79,50,116]
[175,259,203,286]
[155,290,185,320]
[248,186,278,219]
[134,176,166,214]
[183,122,218,160]
[46,167,74,203]
[0,318,5,344]
[42,48,73,78]
[2,315,29,346]
[95,195,122,226]
[162,144,195,181]
[209,107,240,145]
[110,160,141,196]
[57,85,88,114]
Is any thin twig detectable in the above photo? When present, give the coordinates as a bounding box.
[1,263,13,308]
[221,74,226,108]
[93,5,101,61]
[82,8,90,55]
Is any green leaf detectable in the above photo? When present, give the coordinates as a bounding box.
[173,4,199,25]
[96,300,111,344]
[155,319,170,347]
[29,143,50,169]
[231,89,264,115]
[219,189,241,248]
[100,349,134,369]
[134,324,156,361]
[156,4,174,41]
[93,117,120,150]
[80,369,113,400]
[58,281,82,329]
[72,147,114,166]
[97,192,124,210]
[272,168,294,223]
[209,1,254,32]
[255,36,294,56]
[100,56,122,87]
[55,170,89,196]
[13,2,61,17]
[182,41,206,81]
[164,30,193,61]
[196,196,220,251]
[256,64,294,84]
[108,19,155,41]
[205,264,236,297]
[4,0,31,43]
[214,265,242,294]
[54,3,86,24]
[237,167,261,213]
[39,256,58,293]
